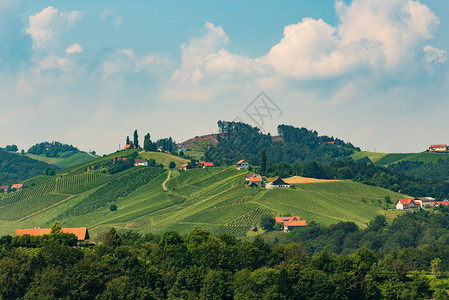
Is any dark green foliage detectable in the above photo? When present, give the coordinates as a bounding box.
[133,130,139,148]
[4,144,18,152]
[28,141,78,158]
[260,149,267,175]
[155,137,176,153]
[108,159,133,174]
[44,167,56,175]
[206,121,358,166]
[389,158,449,181]
[260,214,275,231]
[103,227,122,247]
[110,204,117,211]
[0,149,58,185]
[169,161,176,169]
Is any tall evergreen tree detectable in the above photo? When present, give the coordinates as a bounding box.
[143,133,151,151]
[260,149,267,175]
[133,130,139,148]
[126,136,130,145]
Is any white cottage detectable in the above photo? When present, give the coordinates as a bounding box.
[396,198,417,210]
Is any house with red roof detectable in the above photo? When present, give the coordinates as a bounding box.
[180,163,189,171]
[15,227,90,242]
[134,159,148,166]
[275,216,307,232]
[236,160,249,170]
[435,201,449,207]
[249,175,263,186]
[0,186,8,192]
[124,144,136,150]
[429,144,448,152]
[11,184,23,190]
[396,198,417,210]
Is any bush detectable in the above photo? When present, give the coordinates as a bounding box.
[110,204,117,212]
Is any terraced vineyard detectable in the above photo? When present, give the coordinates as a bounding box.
[0,149,411,240]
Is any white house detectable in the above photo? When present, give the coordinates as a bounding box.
[396,198,417,210]
[134,159,149,166]
[415,197,435,208]
[236,159,249,170]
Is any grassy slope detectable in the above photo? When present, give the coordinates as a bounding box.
[374,152,449,166]
[25,152,97,169]
[0,154,409,241]
[351,151,388,163]
[138,151,189,169]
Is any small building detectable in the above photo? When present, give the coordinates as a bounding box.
[236,160,249,170]
[0,186,8,192]
[435,201,449,207]
[134,159,149,166]
[157,146,163,152]
[245,174,256,181]
[11,184,23,190]
[275,216,307,232]
[124,144,136,150]
[15,227,90,242]
[180,163,189,171]
[177,144,189,152]
[269,177,290,188]
[395,198,417,210]
[249,175,263,186]
[429,144,448,152]
[249,182,259,188]
[196,162,213,168]
[415,197,435,208]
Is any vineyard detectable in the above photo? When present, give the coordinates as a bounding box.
[54,173,105,191]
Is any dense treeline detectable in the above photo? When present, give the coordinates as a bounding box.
[205,121,358,166]
[28,141,78,158]
[0,149,57,186]
[1,216,448,299]
[282,207,449,257]
[388,158,449,181]
[264,159,449,199]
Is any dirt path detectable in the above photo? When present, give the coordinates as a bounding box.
[162,170,171,191]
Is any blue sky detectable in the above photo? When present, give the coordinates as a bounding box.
[1,0,448,154]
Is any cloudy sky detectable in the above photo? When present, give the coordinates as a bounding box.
[1,0,448,154]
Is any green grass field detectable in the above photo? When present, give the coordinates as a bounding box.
[25,152,97,168]
[351,151,388,163]
[0,152,410,241]
[138,151,189,169]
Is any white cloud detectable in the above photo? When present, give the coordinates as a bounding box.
[26,6,82,50]
[66,43,83,54]
[114,17,123,29]
[423,45,447,64]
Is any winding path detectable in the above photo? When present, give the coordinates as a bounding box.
[162,170,171,191]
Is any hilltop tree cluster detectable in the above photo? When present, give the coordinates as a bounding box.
[28,141,78,158]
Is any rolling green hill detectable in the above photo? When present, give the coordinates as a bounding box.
[0,150,408,240]
[25,151,97,169]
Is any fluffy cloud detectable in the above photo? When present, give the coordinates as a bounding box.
[66,43,83,54]
[261,0,441,79]
[26,6,82,49]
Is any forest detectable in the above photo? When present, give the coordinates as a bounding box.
[2,209,449,299]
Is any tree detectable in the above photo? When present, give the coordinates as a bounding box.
[103,227,121,247]
[5,145,18,152]
[143,133,152,151]
[260,214,275,231]
[110,204,117,212]
[50,221,62,234]
[260,149,267,175]
[126,136,130,145]
[133,130,139,148]
[169,161,176,169]
[44,167,56,176]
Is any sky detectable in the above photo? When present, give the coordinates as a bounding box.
[0,0,448,154]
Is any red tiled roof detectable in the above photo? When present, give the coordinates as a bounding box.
[327,141,335,144]
[398,198,415,205]
[245,173,256,179]
[15,227,90,241]
[275,216,306,227]
[0,186,8,189]
[436,201,449,206]
[430,144,447,148]
[134,159,147,163]
[124,144,136,150]
[203,162,214,167]
[11,184,23,189]
[181,164,188,167]
[236,159,246,165]
[250,176,262,182]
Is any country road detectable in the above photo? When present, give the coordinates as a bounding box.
[162,170,171,191]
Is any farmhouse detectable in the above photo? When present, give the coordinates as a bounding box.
[236,159,249,170]
[197,162,214,168]
[436,201,449,206]
[134,159,148,166]
[396,198,417,210]
[11,184,23,190]
[180,163,189,171]
[275,216,307,232]
[124,144,136,150]
[249,175,263,186]
[15,227,90,242]
[415,197,435,208]
[429,144,448,152]
[266,177,290,188]
[0,186,8,192]
[177,144,189,152]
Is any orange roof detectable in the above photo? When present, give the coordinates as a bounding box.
[11,184,23,189]
[436,201,449,206]
[275,216,306,227]
[203,162,214,167]
[284,220,307,227]
[236,159,246,165]
[181,164,188,167]
[15,227,90,241]
[250,175,262,182]
[124,144,136,150]
[430,144,447,148]
[327,141,335,144]
[398,198,415,205]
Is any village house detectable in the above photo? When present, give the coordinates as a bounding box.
[396,198,417,210]
[435,201,449,207]
[11,184,23,190]
[134,159,149,166]
[249,175,263,186]
[124,144,136,150]
[197,162,214,168]
[0,186,8,192]
[236,160,249,170]
[180,163,189,171]
[15,227,90,242]
[429,144,448,152]
[415,197,436,208]
[275,216,307,232]
[266,177,290,188]
[177,144,189,152]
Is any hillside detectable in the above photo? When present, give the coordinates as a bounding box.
[25,151,96,169]
[0,152,407,240]
[0,150,57,186]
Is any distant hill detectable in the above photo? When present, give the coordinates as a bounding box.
[205,121,359,166]
[0,150,57,186]
[25,152,96,169]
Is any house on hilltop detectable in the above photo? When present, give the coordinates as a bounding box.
[435,201,449,207]
[429,144,448,152]
[0,186,8,192]
[11,184,23,190]
[177,144,189,152]
[236,160,249,170]
[124,144,136,150]
[180,163,189,171]
[134,159,148,166]
[15,227,90,242]
[266,177,290,188]
[275,216,307,232]
[249,175,263,186]
[396,198,417,210]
